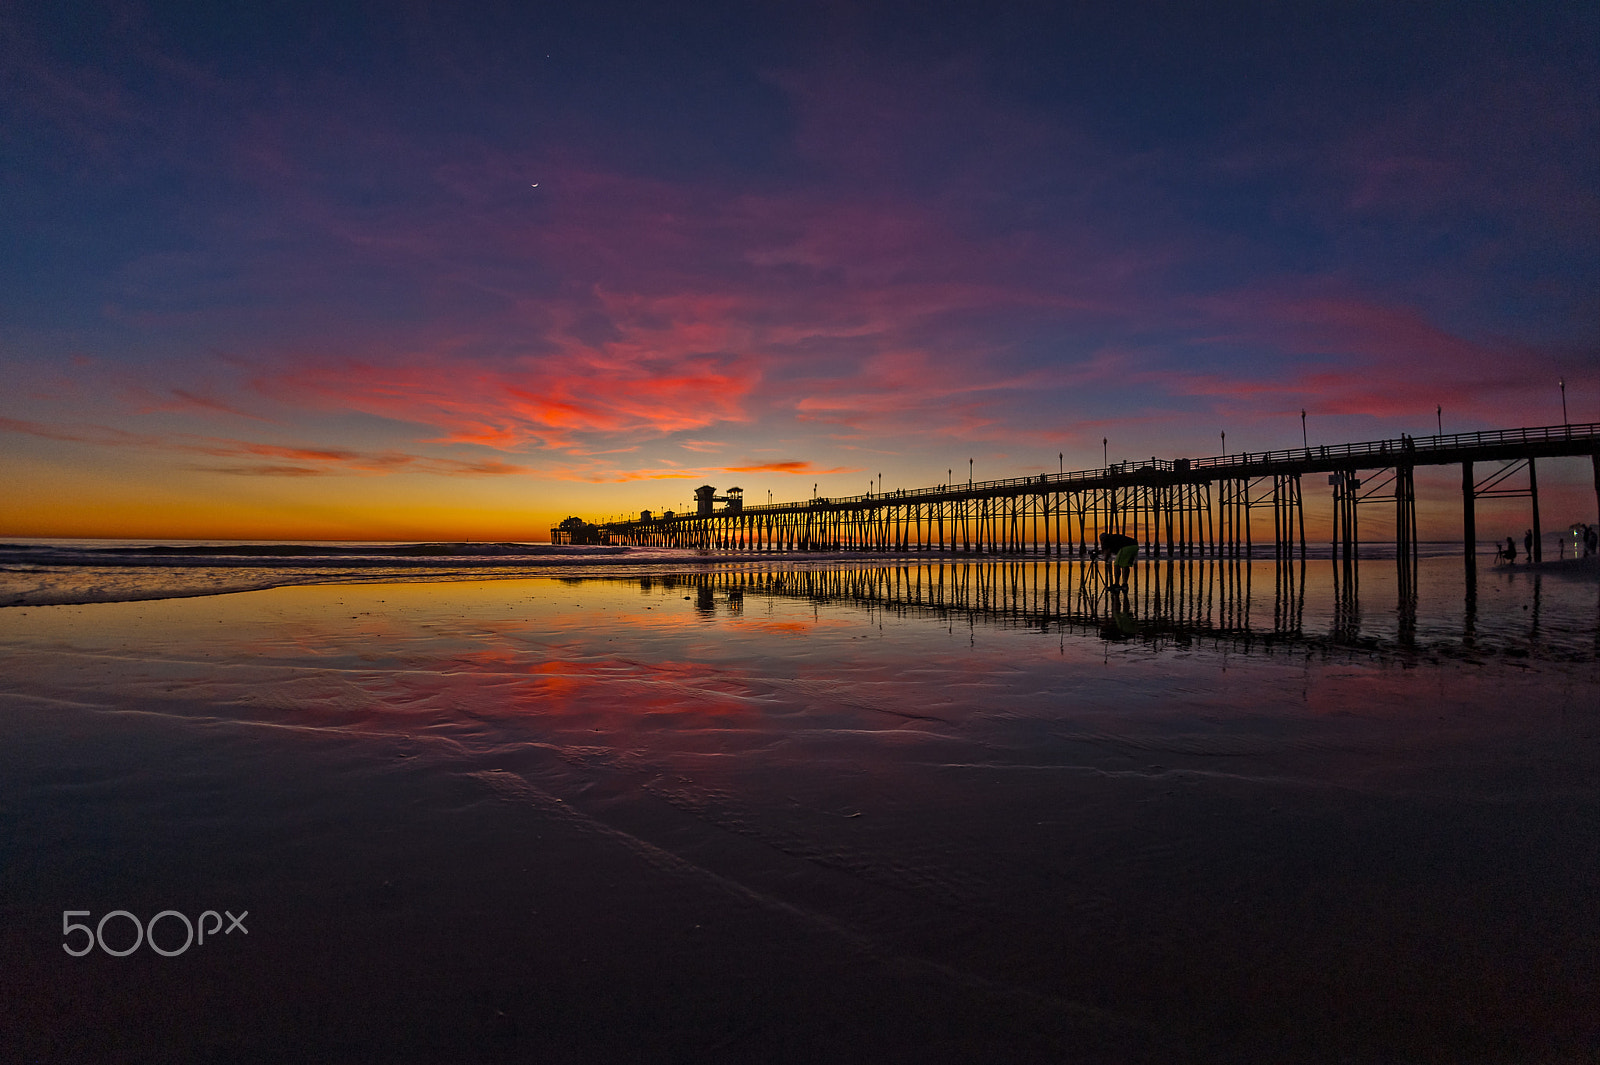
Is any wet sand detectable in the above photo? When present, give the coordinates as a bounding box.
[3,560,1598,1062]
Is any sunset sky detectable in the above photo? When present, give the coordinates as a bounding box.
[3,2,1596,541]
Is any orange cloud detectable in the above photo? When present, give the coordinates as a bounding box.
[532,458,861,483]
[722,460,855,475]
[200,464,325,476]
[0,417,529,477]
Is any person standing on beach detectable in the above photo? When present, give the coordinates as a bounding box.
[1505,536,1517,563]
[1524,528,1534,560]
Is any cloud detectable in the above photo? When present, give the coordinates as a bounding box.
[130,387,272,422]
[264,348,762,452]
[1159,287,1527,420]
[0,417,530,477]
[198,464,326,477]
[215,112,1136,458]
[534,458,861,483]
[721,460,855,474]
[790,346,1063,430]
[0,416,157,448]
[9,21,1591,490]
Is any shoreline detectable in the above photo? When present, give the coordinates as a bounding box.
[5,550,1599,610]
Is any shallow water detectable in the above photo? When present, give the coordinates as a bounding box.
[3,556,1597,1063]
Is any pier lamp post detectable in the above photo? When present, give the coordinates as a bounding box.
[1560,378,1568,425]
[1059,452,1063,477]
[1221,430,1226,456]
[1437,405,1443,436]
[1301,409,1307,448]
[1102,438,1107,466]
[969,458,973,487]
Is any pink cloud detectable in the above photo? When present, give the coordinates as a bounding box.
[267,348,761,452]
[212,118,1132,456]
[1165,288,1526,420]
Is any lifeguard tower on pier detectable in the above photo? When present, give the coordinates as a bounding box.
[694,485,743,516]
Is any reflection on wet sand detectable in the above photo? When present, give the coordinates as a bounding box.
[628,555,1600,661]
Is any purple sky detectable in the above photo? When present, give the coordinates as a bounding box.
[2,1,1596,538]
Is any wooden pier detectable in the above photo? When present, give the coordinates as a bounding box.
[565,423,1600,570]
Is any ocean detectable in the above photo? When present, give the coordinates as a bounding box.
[2,542,1597,1062]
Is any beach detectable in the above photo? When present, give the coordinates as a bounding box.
[3,551,1598,1062]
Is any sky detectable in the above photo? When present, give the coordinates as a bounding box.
[2,0,1597,541]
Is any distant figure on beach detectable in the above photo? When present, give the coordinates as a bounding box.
[1587,525,1598,556]
[1524,528,1534,560]
[1503,536,1517,563]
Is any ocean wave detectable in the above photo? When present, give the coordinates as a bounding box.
[0,540,630,562]
[0,539,910,607]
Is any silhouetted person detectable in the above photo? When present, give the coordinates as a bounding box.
[1111,542,1138,589]
[1524,528,1534,560]
[1504,536,1517,563]
[1586,525,1597,557]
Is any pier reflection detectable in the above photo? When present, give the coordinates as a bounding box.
[632,554,1596,661]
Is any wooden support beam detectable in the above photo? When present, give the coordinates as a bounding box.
[1530,456,1542,563]
[1594,453,1600,526]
